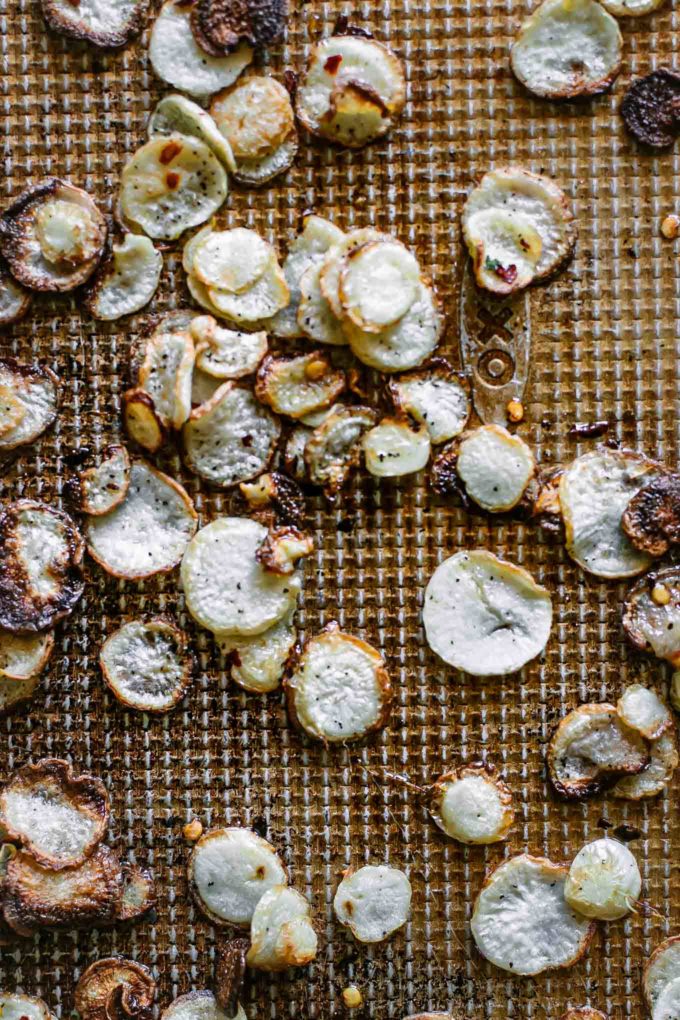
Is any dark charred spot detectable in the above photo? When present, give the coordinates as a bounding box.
[567,420,610,439]
[191,0,286,55]
[613,824,642,843]
[620,68,680,149]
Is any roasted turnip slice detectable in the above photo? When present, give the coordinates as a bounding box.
[464,208,543,295]
[122,388,166,454]
[622,473,680,558]
[138,325,194,430]
[191,0,286,53]
[148,93,236,172]
[190,229,273,293]
[100,618,192,713]
[218,608,296,693]
[305,405,378,495]
[339,239,420,332]
[256,527,313,575]
[161,992,245,1020]
[207,263,289,326]
[239,471,305,527]
[85,235,162,321]
[429,767,514,845]
[232,131,298,186]
[613,730,678,800]
[456,424,535,511]
[333,865,411,943]
[623,568,680,665]
[40,0,150,48]
[346,280,443,373]
[118,863,156,922]
[644,936,680,1012]
[0,630,54,681]
[0,360,59,452]
[269,215,346,339]
[617,684,672,741]
[297,260,348,346]
[388,359,470,445]
[78,445,131,516]
[0,258,31,326]
[246,886,317,972]
[362,417,431,478]
[210,76,294,160]
[255,351,346,419]
[75,958,156,1020]
[564,838,641,920]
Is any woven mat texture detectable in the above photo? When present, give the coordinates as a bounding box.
[1,0,679,1017]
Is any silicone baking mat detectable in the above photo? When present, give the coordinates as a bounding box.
[1,0,679,1016]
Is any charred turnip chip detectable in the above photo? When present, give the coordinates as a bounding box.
[218,608,296,693]
[622,474,680,558]
[270,215,346,339]
[0,996,55,1020]
[138,328,195,430]
[192,315,268,379]
[0,676,39,715]
[362,418,431,478]
[456,424,535,512]
[559,448,662,578]
[617,684,672,741]
[100,618,192,713]
[181,516,300,636]
[564,838,641,920]
[613,730,678,800]
[0,360,59,452]
[75,958,156,1020]
[548,703,649,799]
[120,136,228,242]
[191,229,273,293]
[305,405,378,495]
[0,501,84,633]
[182,383,280,487]
[620,69,680,150]
[429,767,514,845]
[0,630,54,680]
[40,0,149,47]
[78,445,131,517]
[472,855,594,975]
[207,261,289,325]
[297,260,348,346]
[644,936,680,1012]
[239,471,305,526]
[85,235,162,321]
[255,351,346,419]
[333,865,411,943]
[161,992,246,1020]
[118,863,156,922]
[3,844,121,936]
[423,550,552,676]
[256,527,313,576]
[346,281,443,373]
[510,0,623,99]
[464,208,543,295]
[388,361,470,445]
[191,0,286,53]
[623,568,680,665]
[339,240,420,332]
[462,167,576,281]
[0,258,31,326]
[296,35,406,148]
[149,1,253,96]
[86,461,197,580]
[210,76,294,160]
[0,179,106,292]
[285,624,391,743]
[0,758,108,869]
[232,130,298,186]
[122,388,166,454]
[148,93,236,172]
[189,826,287,927]
[246,885,318,971]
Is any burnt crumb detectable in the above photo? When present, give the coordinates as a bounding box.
[567,420,610,440]
[333,14,373,37]
[620,68,680,149]
[214,938,249,1016]
[337,516,354,533]
[622,473,680,557]
[251,815,268,839]
[613,823,642,843]
[597,815,612,829]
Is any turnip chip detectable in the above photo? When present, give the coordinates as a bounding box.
[388,359,470,445]
[270,215,346,339]
[40,0,150,48]
[0,179,107,292]
[100,618,192,713]
[161,993,245,1020]
[149,1,253,97]
[305,405,378,496]
[423,550,552,676]
[189,826,287,927]
[181,516,300,636]
[78,445,131,517]
[255,351,346,419]
[75,958,156,1020]
[654,979,680,1020]
[429,767,514,845]
[462,167,576,281]
[0,360,59,452]
[297,260,348,346]
[0,501,84,633]
[232,131,298,186]
[456,424,535,512]
[182,383,280,487]
[319,228,387,319]
[548,703,649,800]
[138,326,195,430]
[296,35,406,148]
[623,567,680,665]
[213,942,246,1020]
[339,240,420,332]
[644,936,680,1012]
[118,863,156,922]
[3,844,121,936]
[85,235,162,321]
[247,885,318,971]
[333,865,411,943]
[613,730,678,800]
[559,448,662,578]
[0,630,54,680]
[210,76,294,160]
[120,136,228,242]
[616,684,672,741]
[217,608,296,694]
[471,854,595,975]
[510,0,623,99]
[0,258,31,326]
[285,623,392,743]
[346,280,443,373]
[362,417,431,478]
[191,229,273,293]
[191,315,268,379]
[0,758,109,869]
[564,838,641,921]
[464,208,543,295]
[0,676,39,715]
[122,388,166,454]
[148,93,236,172]
[602,0,666,17]
[207,261,289,326]
[0,996,55,1020]
[622,474,680,558]
[191,0,286,53]
[86,461,198,580]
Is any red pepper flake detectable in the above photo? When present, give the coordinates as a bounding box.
[166,172,181,190]
[160,140,182,165]
[324,54,343,74]
[495,263,517,284]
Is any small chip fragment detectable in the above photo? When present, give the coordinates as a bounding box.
[218,608,297,694]
[564,838,641,920]
[334,865,411,943]
[148,93,236,172]
[257,527,314,575]
[423,550,552,676]
[161,992,245,1020]
[122,388,166,454]
[0,360,59,452]
[643,936,680,1012]
[429,767,514,845]
[100,618,192,713]
[346,280,443,373]
[623,567,680,665]
[0,257,31,326]
[239,471,305,526]
[246,885,318,971]
[189,826,287,927]
[0,630,54,681]
[471,854,595,975]
[138,326,195,430]
[339,240,420,331]
[85,235,162,321]
[75,958,156,1020]
[620,68,680,149]
[270,215,346,339]
[362,417,431,478]
[40,0,150,48]
[616,684,672,741]
[255,350,346,419]
[456,425,535,511]
[622,473,680,557]
[211,76,294,159]
[388,360,470,445]
[78,445,131,516]
[118,864,156,923]
[613,730,678,800]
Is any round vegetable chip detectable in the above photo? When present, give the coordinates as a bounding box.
[471,854,595,975]
[602,0,666,14]
[0,501,84,633]
[210,76,294,160]
[270,215,346,339]
[182,383,281,487]
[622,473,680,558]
[192,315,268,379]
[138,327,195,430]
[100,618,192,713]
[559,448,662,578]
[40,0,150,48]
[247,885,318,971]
[207,261,289,325]
[613,730,678,800]
[0,360,58,452]
[620,69,680,149]
[423,550,552,676]
[0,257,31,326]
[296,35,406,148]
[255,351,346,419]
[297,260,348,346]
[149,1,253,97]
[548,703,649,799]
[346,280,443,373]
[464,208,543,295]
[122,388,166,454]
[182,516,300,636]
[339,240,420,331]
[120,135,228,242]
[148,93,236,172]
[305,405,378,496]
[429,767,514,845]
[192,229,273,293]
[362,418,431,478]
[623,567,680,665]
[0,995,55,1020]
[285,623,392,743]
[0,630,54,681]
[232,130,298,187]
[85,235,162,321]
[189,826,287,927]
[218,608,296,694]
[75,958,156,1020]
[644,936,680,1012]
[462,166,576,281]
[319,228,388,319]
[86,461,198,580]
[333,865,411,943]
[191,0,286,53]
[0,758,109,870]
[617,684,672,741]
[456,424,535,512]
[510,0,622,99]
[78,444,131,516]
[162,993,245,1020]
[564,838,641,920]
[388,359,470,445]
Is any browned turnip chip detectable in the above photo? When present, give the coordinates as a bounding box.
[214,939,248,1017]
[0,360,59,452]
[210,76,294,160]
[297,259,348,346]
[305,405,378,496]
[85,235,162,321]
[191,315,268,379]
[388,360,470,445]
[339,239,420,332]
[192,367,224,407]
[207,261,289,326]
[256,526,313,576]
[362,417,431,478]
[161,993,245,1020]
[100,618,192,713]
[334,865,411,943]
[40,0,150,48]
[247,885,318,971]
[239,471,305,526]
[564,837,641,920]
[622,474,680,558]
[190,229,273,293]
[617,684,672,741]
[122,388,166,453]
[623,568,680,665]
[644,936,680,1012]
[464,208,543,295]
[217,607,296,693]
[319,228,387,318]
[0,995,55,1020]
[429,767,514,845]
[0,630,54,680]
[75,958,155,1020]
[191,0,286,53]
[232,131,298,186]
[255,351,346,419]
[0,258,31,326]
[613,730,678,800]
[78,445,131,517]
